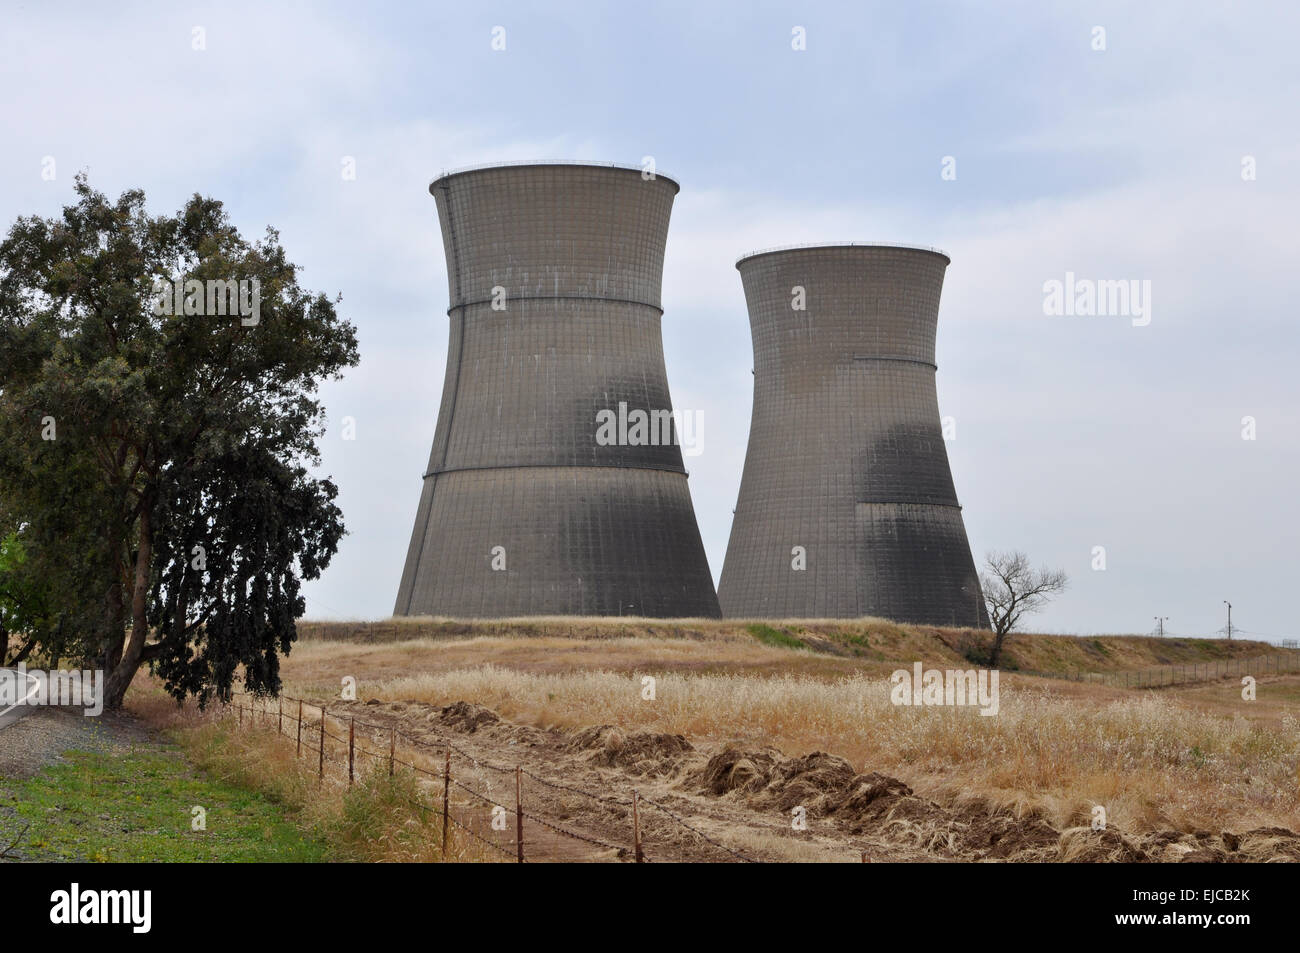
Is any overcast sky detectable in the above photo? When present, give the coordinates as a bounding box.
[3,1,1297,639]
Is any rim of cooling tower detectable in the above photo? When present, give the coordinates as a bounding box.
[429,160,681,194]
[736,241,951,268]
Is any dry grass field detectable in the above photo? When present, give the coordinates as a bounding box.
[213,617,1300,862]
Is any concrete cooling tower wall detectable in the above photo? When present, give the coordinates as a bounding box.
[717,243,988,626]
[395,162,720,618]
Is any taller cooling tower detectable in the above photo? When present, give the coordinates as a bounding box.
[717,243,988,626]
[395,162,720,618]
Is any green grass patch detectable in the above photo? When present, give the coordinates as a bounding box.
[746,623,805,650]
[8,745,332,862]
[831,631,886,660]
[173,720,474,862]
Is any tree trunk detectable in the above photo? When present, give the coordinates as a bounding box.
[103,502,153,709]
[988,627,1009,668]
[4,633,37,667]
[103,570,126,674]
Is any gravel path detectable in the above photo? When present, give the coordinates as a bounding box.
[0,706,149,779]
[0,706,152,861]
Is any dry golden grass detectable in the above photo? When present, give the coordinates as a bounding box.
[297,615,1277,676]
[272,635,1300,839]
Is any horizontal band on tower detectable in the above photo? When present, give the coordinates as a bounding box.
[851,355,938,369]
[855,499,964,509]
[423,462,689,479]
[447,294,664,316]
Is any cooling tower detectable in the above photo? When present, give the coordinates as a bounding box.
[395,162,720,618]
[717,243,988,626]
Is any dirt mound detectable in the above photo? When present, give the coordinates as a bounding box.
[1222,827,1300,862]
[568,725,694,776]
[692,746,1067,860]
[1061,825,1300,863]
[831,782,1058,859]
[433,701,500,733]
[691,746,784,796]
[1063,826,1300,863]
[341,698,552,750]
[693,748,897,815]
[835,771,916,819]
[1059,827,1149,862]
[1133,829,1231,862]
[957,804,1060,859]
[1211,826,1300,863]
[754,752,860,814]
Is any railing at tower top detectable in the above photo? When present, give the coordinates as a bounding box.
[431,159,680,187]
[736,241,951,266]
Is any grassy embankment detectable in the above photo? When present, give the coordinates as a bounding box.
[297,615,1276,675]
[276,617,1300,837]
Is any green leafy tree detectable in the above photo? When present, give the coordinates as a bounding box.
[0,526,45,664]
[0,176,358,707]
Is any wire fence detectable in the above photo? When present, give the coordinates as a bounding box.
[222,691,763,864]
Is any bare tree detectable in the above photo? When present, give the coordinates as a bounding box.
[979,551,1068,668]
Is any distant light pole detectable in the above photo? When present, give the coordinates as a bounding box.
[1154,616,1169,638]
[1223,601,1233,640]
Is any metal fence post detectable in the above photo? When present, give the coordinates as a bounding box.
[442,750,451,857]
[296,700,303,758]
[348,717,355,786]
[515,766,524,863]
[318,708,325,780]
[632,790,644,863]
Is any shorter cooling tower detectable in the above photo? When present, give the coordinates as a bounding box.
[718,243,988,626]
[395,161,720,619]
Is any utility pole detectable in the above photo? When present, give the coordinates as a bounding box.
[1154,616,1168,638]
[1223,601,1232,640]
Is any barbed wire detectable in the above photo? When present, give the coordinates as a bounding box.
[519,766,633,807]
[447,774,500,808]
[636,793,759,863]
[518,808,628,855]
[389,788,516,861]
[443,811,516,860]
[229,691,772,863]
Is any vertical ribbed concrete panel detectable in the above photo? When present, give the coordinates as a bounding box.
[395,162,720,618]
[718,244,987,626]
